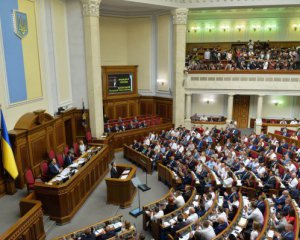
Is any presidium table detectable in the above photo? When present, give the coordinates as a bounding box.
[105,164,137,208]
[34,143,110,224]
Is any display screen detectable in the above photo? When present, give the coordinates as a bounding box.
[108,73,133,94]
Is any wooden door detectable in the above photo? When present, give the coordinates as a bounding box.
[232,95,250,128]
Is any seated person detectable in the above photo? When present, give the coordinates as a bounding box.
[146,205,164,222]
[99,225,116,240]
[186,207,198,224]
[213,217,228,235]
[112,123,120,132]
[195,220,216,240]
[64,151,74,167]
[104,124,112,134]
[120,122,126,131]
[48,158,62,179]
[79,139,86,155]
[244,201,264,225]
[127,121,135,130]
[81,228,96,240]
[171,214,188,235]
[274,223,295,240]
[174,191,185,208]
[164,196,177,215]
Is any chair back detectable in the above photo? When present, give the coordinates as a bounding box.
[73,142,79,156]
[56,153,64,168]
[48,149,55,160]
[25,169,35,186]
[40,160,49,182]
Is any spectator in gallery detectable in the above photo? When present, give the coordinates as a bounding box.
[133,116,139,123]
[279,118,287,124]
[290,118,298,124]
[103,114,109,123]
[118,117,123,123]
[120,122,126,131]
[104,124,112,134]
[112,123,120,132]
[204,48,211,61]
[127,121,135,130]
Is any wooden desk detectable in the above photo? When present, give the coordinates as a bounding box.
[123,144,153,174]
[106,164,137,208]
[157,163,182,188]
[34,143,110,224]
[111,123,174,151]
[53,214,136,240]
[96,134,115,162]
[0,192,45,240]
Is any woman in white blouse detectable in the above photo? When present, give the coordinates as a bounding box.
[250,221,261,240]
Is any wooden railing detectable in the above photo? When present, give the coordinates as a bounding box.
[257,197,270,240]
[157,163,182,189]
[1,192,45,240]
[268,132,300,146]
[123,144,153,174]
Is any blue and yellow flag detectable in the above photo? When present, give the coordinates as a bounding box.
[1,110,18,179]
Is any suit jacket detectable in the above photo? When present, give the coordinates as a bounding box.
[48,163,60,178]
[274,195,287,206]
[257,200,265,214]
[64,155,73,167]
[264,176,276,188]
[172,221,188,234]
[110,167,118,178]
[275,146,283,154]
[214,223,228,235]
[281,231,294,240]
[82,232,96,240]
[164,204,177,215]
[99,231,116,240]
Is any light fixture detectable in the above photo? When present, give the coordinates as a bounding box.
[203,99,214,104]
[157,79,166,86]
[252,25,260,32]
[206,26,214,32]
[187,29,190,33]
[274,101,279,106]
[236,25,244,32]
[221,26,229,32]
[191,27,200,33]
[293,24,300,31]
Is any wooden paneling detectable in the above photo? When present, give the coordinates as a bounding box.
[0,192,45,240]
[7,109,84,189]
[233,95,250,128]
[34,144,109,224]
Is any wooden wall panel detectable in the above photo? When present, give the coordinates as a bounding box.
[55,122,65,150]
[20,143,30,171]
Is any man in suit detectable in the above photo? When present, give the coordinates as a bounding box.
[214,217,228,235]
[112,123,120,132]
[263,170,276,192]
[275,142,283,154]
[64,151,74,167]
[273,190,289,209]
[48,158,62,179]
[110,162,118,178]
[127,121,135,130]
[120,122,126,131]
[81,228,96,240]
[104,124,112,134]
[103,114,109,124]
[171,214,188,235]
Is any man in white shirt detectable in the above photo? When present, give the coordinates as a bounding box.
[286,162,296,173]
[174,193,185,208]
[204,193,213,211]
[204,50,211,60]
[196,220,216,240]
[288,172,299,189]
[186,207,198,224]
[244,202,264,225]
[290,118,298,124]
[170,140,178,150]
[148,206,164,221]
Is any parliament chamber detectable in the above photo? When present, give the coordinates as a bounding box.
[0,0,300,240]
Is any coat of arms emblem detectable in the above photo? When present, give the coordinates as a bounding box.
[12,10,28,39]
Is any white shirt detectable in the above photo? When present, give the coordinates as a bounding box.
[79,144,86,154]
[171,142,178,150]
[287,163,296,173]
[290,120,298,124]
[289,177,299,189]
[245,208,264,225]
[257,166,266,176]
[218,211,228,224]
[197,225,216,240]
[186,213,198,224]
[215,145,222,152]
[174,195,185,208]
[205,199,213,211]
[250,230,259,240]
[223,177,233,187]
[151,210,164,220]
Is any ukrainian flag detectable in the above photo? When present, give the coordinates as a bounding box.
[1,110,18,179]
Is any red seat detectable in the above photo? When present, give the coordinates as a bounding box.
[73,142,79,157]
[48,150,55,160]
[278,164,285,177]
[40,160,49,182]
[56,153,64,168]
[24,169,35,193]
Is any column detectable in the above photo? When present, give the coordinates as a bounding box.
[81,0,103,137]
[226,94,234,124]
[185,93,192,129]
[255,95,264,134]
[171,8,188,128]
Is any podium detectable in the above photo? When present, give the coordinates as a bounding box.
[105,164,137,208]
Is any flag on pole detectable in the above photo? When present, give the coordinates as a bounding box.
[1,109,18,179]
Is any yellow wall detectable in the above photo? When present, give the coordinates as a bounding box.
[127,17,152,91]
[157,15,171,92]
[100,16,152,92]
[18,0,43,100]
[51,0,71,105]
[100,16,128,66]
